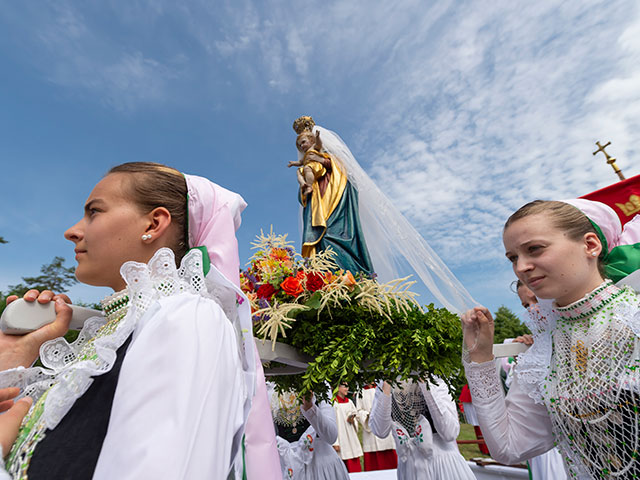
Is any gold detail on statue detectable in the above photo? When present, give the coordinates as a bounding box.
[615,195,640,217]
[291,116,349,258]
[293,116,316,135]
[572,340,588,374]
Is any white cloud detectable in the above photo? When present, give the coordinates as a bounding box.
[356,1,640,269]
[172,0,640,280]
[180,0,640,308]
[3,0,639,304]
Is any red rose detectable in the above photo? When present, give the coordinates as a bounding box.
[306,272,324,292]
[280,277,303,297]
[296,270,306,280]
[257,283,276,299]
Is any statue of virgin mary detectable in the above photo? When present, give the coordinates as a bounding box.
[292,116,475,314]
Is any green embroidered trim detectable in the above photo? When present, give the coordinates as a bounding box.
[556,287,625,323]
[6,389,49,479]
[6,303,130,478]
[102,295,129,317]
[555,281,623,322]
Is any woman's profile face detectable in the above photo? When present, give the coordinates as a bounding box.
[64,173,150,291]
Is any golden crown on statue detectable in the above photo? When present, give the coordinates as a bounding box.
[293,116,315,135]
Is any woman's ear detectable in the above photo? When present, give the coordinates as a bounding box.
[584,232,602,258]
[144,207,172,241]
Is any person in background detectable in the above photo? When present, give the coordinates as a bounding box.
[333,382,363,473]
[515,280,567,480]
[369,378,476,480]
[356,383,397,471]
[271,386,349,480]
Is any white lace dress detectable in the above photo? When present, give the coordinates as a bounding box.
[276,401,349,480]
[464,280,640,479]
[0,248,254,479]
[369,379,475,480]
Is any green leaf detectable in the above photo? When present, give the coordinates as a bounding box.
[304,291,322,310]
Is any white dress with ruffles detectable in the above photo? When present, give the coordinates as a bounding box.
[369,379,475,480]
[276,401,349,480]
[0,248,254,479]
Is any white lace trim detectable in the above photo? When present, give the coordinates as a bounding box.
[545,288,640,478]
[463,359,502,401]
[513,300,556,404]
[0,248,223,431]
[615,298,640,338]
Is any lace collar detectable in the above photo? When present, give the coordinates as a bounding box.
[4,250,210,444]
[4,247,256,478]
[554,280,621,322]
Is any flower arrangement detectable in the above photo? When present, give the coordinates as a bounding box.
[241,230,463,400]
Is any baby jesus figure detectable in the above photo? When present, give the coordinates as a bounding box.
[288,130,331,196]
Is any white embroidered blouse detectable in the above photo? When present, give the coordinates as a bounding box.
[0,248,253,479]
[464,280,640,479]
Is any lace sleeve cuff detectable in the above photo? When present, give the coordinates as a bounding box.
[464,358,503,402]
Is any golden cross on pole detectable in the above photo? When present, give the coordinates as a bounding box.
[593,141,625,181]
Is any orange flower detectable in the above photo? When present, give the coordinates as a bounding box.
[324,272,338,284]
[341,271,356,290]
[270,248,290,262]
[281,276,304,296]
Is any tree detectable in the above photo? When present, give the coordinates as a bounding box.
[1,257,77,316]
[7,256,77,297]
[493,305,530,344]
[0,236,7,244]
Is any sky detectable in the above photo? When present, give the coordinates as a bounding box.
[1,0,639,319]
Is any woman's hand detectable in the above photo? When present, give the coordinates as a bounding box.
[381,381,392,396]
[513,334,534,346]
[460,306,495,363]
[0,290,72,370]
[0,387,32,458]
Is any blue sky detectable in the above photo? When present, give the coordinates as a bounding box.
[1,1,639,319]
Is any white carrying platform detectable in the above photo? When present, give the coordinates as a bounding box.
[492,342,529,358]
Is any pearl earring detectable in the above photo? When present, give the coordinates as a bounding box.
[591,252,598,257]
[142,234,152,241]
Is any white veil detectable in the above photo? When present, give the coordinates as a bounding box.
[312,125,476,314]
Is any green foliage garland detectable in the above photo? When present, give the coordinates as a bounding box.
[241,230,463,401]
